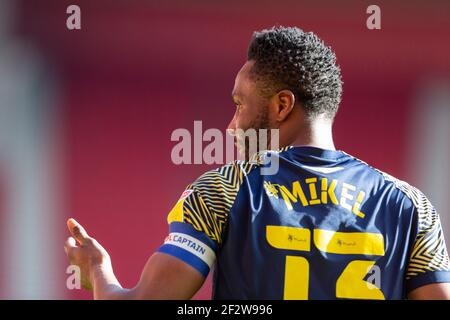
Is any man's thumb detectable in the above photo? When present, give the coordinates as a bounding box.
[67,218,89,244]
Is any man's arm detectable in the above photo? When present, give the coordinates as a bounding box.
[64,218,205,299]
[408,283,450,300]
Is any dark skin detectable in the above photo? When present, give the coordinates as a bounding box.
[65,60,450,300]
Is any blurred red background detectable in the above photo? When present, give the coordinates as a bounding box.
[0,0,449,299]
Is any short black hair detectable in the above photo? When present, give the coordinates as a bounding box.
[247,26,342,120]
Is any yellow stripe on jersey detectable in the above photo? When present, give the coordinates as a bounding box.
[167,161,258,244]
[336,260,385,300]
[266,226,311,251]
[381,172,450,279]
[167,193,188,223]
[313,229,384,255]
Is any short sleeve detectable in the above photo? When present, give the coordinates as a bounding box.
[405,191,450,292]
[158,162,253,277]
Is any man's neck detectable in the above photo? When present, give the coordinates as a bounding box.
[279,118,336,151]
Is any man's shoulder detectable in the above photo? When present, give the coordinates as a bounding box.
[191,147,294,188]
[191,160,259,190]
[341,151,430,212]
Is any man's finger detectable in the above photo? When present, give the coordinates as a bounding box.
[64,237,77,257]
[64,236,76,249]
[67,218,89,245]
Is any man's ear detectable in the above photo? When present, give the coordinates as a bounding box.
[274,90,296,122]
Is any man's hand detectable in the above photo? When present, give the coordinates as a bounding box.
[64,218,111,290]
[63,218,205,299]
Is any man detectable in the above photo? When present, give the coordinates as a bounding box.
[64,26,450,299]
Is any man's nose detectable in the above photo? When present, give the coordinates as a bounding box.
[227,114,237,136]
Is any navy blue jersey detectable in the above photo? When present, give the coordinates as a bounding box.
[158,146,450,299]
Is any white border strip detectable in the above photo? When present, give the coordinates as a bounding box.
[164,232,216,268]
